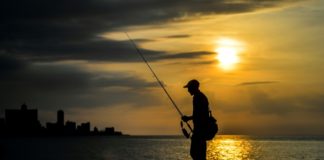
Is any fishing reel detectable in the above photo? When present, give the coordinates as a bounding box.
[180,121,192,139]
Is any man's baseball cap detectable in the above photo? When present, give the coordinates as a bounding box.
[184,79,199,88]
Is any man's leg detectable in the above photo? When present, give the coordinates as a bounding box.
[190,138,197,159]
[201,140,206,160]
[190,137,207,160]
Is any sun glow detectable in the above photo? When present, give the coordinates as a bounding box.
[215,38,244,71]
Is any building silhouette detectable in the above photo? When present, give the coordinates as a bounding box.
[77,122,90,135]
[105,127,115,135]
[0,118,5,134]
[57,110,64,127]
[46,110,65,135]
[65,121,76,135]
[4,103,41,135]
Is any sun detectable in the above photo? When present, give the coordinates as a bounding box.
[215,38,244,71]
[216,47,239,69]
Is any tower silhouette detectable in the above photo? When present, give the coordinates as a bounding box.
[57,110,64,127]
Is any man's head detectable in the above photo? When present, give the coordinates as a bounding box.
[184,79,200,95]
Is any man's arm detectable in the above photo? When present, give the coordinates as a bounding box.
[182,115,193,122]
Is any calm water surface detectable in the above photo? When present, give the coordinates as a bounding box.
[1,135,324,160]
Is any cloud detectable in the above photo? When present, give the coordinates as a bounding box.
[209,85,324,135]
[295,93,324,113]
[164,34,191,39]
[156,51,214,60]
[133,38,157,43]
[249,90,324,115]
[0,59,162,110]
[0,0,302,64]
[248,90,294,115]
[237,81,278,86]
[215,87,324,116]
[5,39,166,62]
[0,54,27,76]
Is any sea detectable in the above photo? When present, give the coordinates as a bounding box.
[1,135,324,160]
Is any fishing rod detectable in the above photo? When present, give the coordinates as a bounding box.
[125,32,193,137]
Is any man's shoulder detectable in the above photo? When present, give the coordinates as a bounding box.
[194,91,208,101]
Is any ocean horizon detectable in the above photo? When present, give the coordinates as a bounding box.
[1,135,324,160]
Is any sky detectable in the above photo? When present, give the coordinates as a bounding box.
[1,0,324,135]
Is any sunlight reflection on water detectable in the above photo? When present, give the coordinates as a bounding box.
[207,135,257,160]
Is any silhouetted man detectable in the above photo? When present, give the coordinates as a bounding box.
[182,79,209,160]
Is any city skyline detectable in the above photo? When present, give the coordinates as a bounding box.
[0,103,124,136]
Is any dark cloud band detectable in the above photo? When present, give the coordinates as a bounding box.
[1,0,301,63]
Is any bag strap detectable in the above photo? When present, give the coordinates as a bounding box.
[208,105,213,117]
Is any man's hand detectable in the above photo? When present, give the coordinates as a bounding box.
[182,115,191,122]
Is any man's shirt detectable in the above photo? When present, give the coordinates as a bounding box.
[192,90,209,135]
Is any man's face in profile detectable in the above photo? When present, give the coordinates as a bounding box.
[188,86,196,95]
